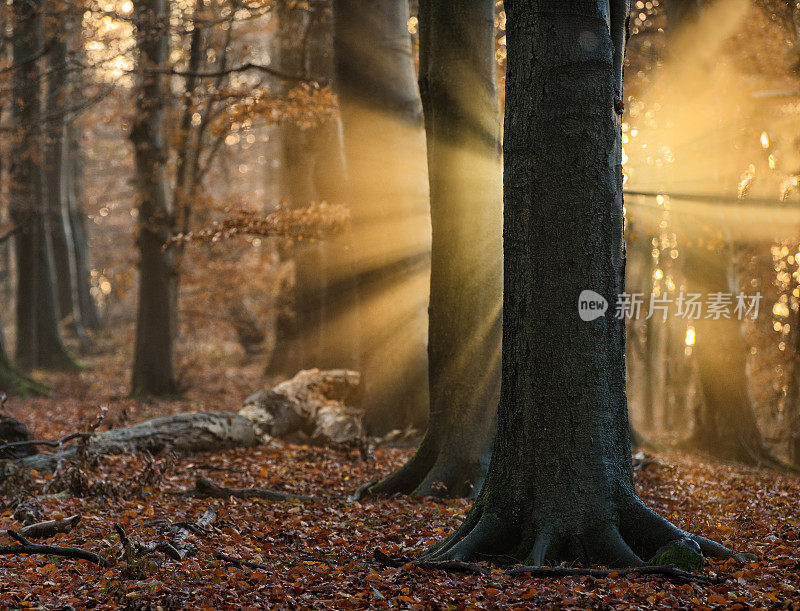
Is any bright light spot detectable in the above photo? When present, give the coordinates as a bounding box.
[100,280,112,295]
[760,131,769,149]
[191,113,202,126]
[653,268,663,280]
[773,302,790,318]
[768,154,776,169]
[685,327,695,346]
[407,16,418,34]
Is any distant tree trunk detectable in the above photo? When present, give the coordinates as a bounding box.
[9,0,43,370]
[423,0,743,567]
[333,0,431,433]
[683,246,778,465]
[268,2,317,376]
[174,0,205,238]
[67,124,101,330]
[130,0,178,396]
[267,1,357,377]
[45,17,89,347]
[10,0,75,371]
[369,0,501,498]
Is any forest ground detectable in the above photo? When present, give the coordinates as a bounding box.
[1,321,799,609]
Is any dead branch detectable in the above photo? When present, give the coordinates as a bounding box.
[191,478,319,502]
[113,523,181,561]
[0,433,92,454]
[1,530,107,566]
[170,507,217,560]
[14,515,81,539]
[373,550,490,576]
[214,551,270,570]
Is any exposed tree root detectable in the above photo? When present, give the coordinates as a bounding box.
[366,441,489,499]
[1,530,107,566]
[418,495,756,571]
[0,365,52,397]
[374,548,717,583]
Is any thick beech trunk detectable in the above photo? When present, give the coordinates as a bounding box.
[333,0,430,433]
[130,0,178,396]
[370,0,501,498]
[424,0,744,567]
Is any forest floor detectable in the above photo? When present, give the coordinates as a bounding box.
[1,324,800,609]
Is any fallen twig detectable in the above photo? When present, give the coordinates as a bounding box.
[214,551,270,570]
[0,432,92,454]
[14,515,81,539]
[1,530,107,566]
[191,478,318,502]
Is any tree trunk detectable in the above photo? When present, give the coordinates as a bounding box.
[9,0,43,370]
[332,0,431,433]
[10,0,75,371]
[267,1,358,377]
[66,125,101,331]
[130,0,178,396]
[423,0,742,567]
[369,0,501,498]
[682,246,777,464]
[45,19,89,347]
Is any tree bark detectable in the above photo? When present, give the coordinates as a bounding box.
[369,0,501,498]
[332,0,431,433]
[423,0,744,567]
[130,0,178,396]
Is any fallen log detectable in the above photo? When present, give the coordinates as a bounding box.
[2,369,363,474]
[11,412,258,473]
